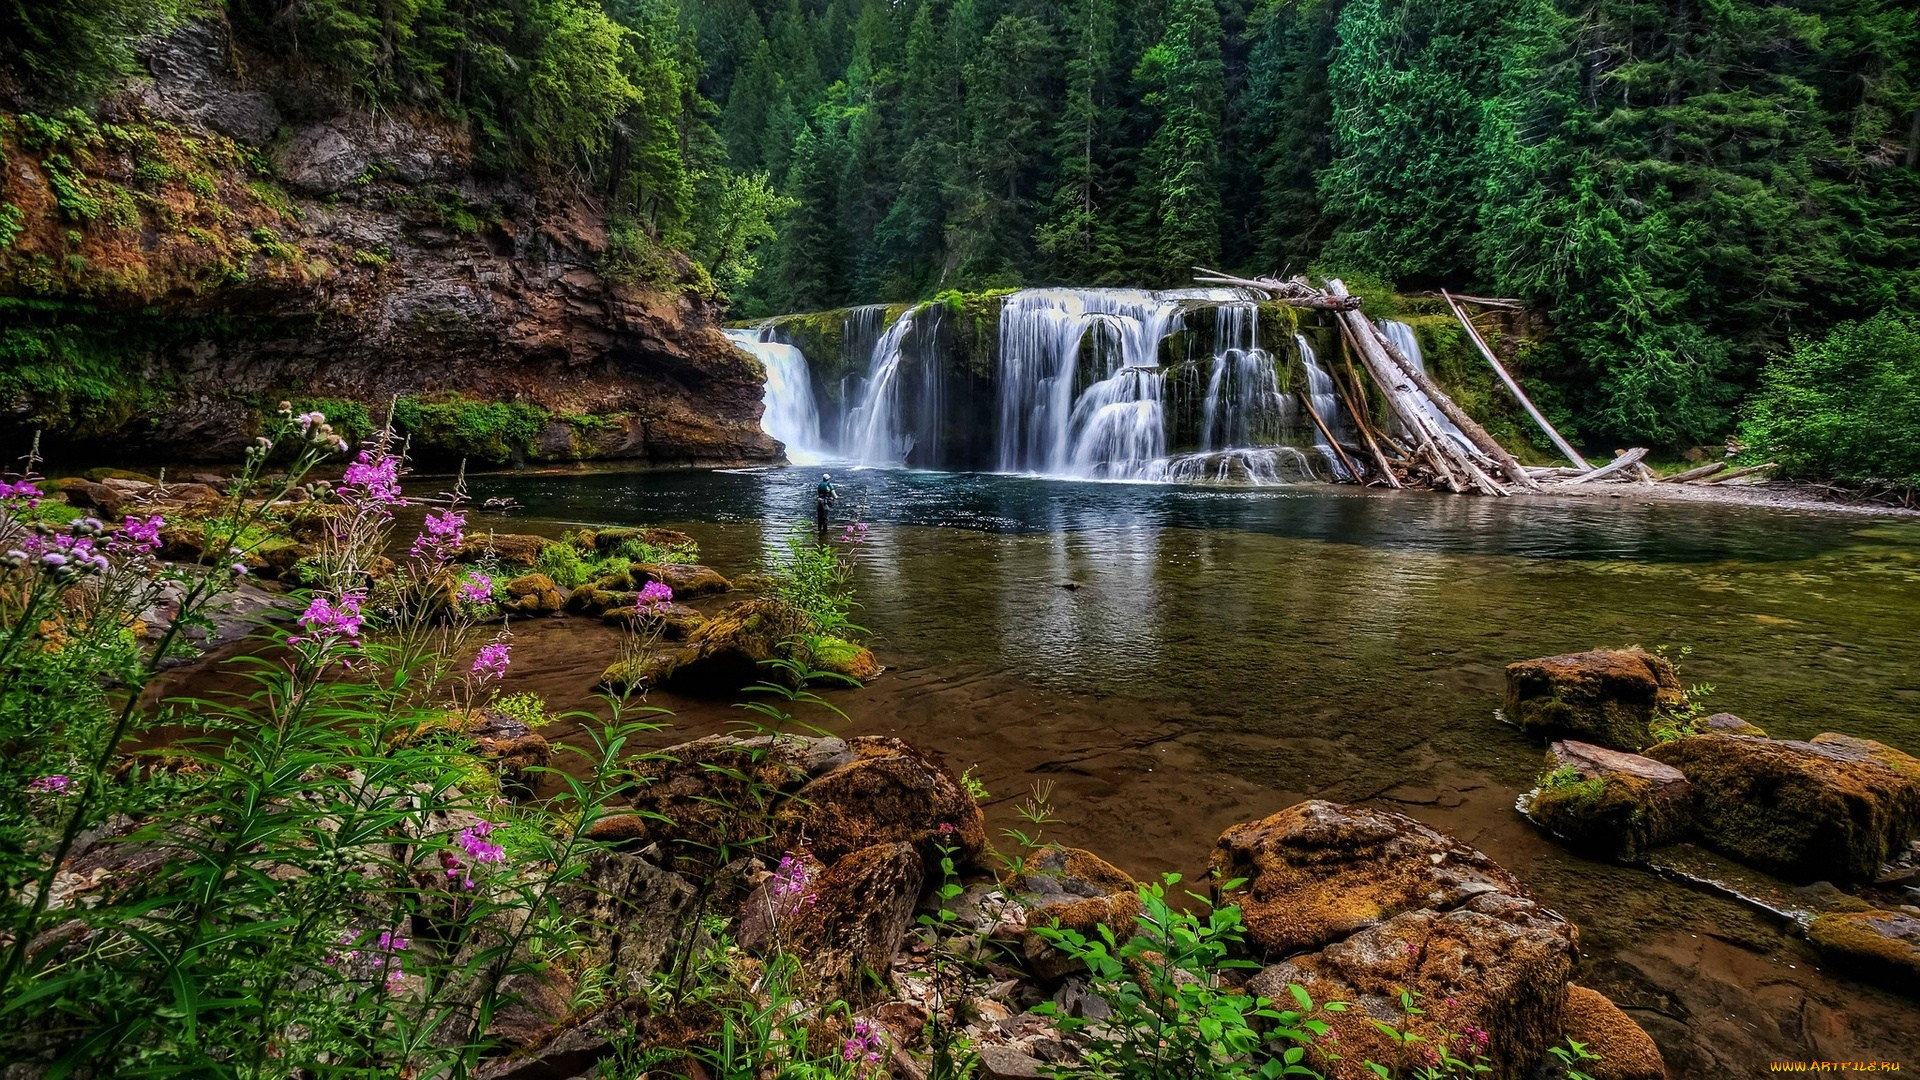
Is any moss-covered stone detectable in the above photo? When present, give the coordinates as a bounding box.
[458,533,552,567]
[1806,909,1920,991]
[1562,984,1667,1080]
[601,601,706,640]
[640,597,812,695]
[1504,648,1687,751]
[634,562,730,598]
[800,634,881,683]
[1642,734,1920,882]
[1525,741,1692,862]
[501,572,565,616]
[777,736,988,865]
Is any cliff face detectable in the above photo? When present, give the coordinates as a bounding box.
[0,21,779,468]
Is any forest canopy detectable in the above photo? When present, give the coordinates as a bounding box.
[2,0,1917,451]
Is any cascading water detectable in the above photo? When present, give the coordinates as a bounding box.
[843,310,919,466]
[996,289,1187,478]
[1296,335,1351,480]
[726,328,828,465]
[1377,319,1474,455]
[1197,304,1289,452]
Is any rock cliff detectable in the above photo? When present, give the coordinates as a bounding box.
[0,20,779,468]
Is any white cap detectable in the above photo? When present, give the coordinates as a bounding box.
[823,473,832,479]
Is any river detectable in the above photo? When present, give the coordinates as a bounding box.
[452,464,1920,1072]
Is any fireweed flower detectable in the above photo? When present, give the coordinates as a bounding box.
[842,1019,884,1070]
[769,851,817,913]
[326,928,409,989]
[458,576,493,605]
[471,641,510,681]
[443,820,505,891]
[410,508,466,565]
[27,775,72,795]
[637,580,673,611]
[339,452,405,509]
[0,479,42,509]
[112,515,165,554]
[289,591,366,649]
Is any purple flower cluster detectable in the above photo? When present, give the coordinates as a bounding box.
[769,851,817,914]
[0,478,41,509]
[290,591,366,649]
[458,575,494,605]
[17,526,113,577]
[410,508,466,565]
[637,580,673,611]
[1454,1026,1491,1057]
[842,1019,884,1071]
[443,820,505,890]
[339,453,405,509]
[471,641,510,681]
[27,775,72,796]
[110,515,165,555]
[327,928,409,990]
[839,521,869,545]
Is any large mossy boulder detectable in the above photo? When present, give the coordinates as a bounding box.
[634,562,731,598]
[601,601,707,640]
[1642,733,1920,882]
[1562,984,1668,1080]
[629,597,811,694]
[501,573,566,616]
[759,840,925,1000]
[1209,800,1527,955]
[1504,648,1686,751]
[1805,908,1920,992]
[1015,845,1143,981]
[1525,741,1692,862]
[1247,892,1578,1080]
[778,736,988,864]
[458,533,553,567]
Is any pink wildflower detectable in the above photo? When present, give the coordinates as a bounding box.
[27,775,72,795]
[842,1018,884,1070]
[0,479,42,508]
[458,576,493,605]
[471,641,510,681]
[410,508,466,565]
[637,580,673,611]
[444,821,505,890]
[112,515,165,554]
[339,452,405,509]
[289,590,366,649]
[769,851,817,913]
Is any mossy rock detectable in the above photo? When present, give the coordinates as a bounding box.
[590,527,696,555]
[1702,712,1767,737]
[1562,984,1667,1080]
[502,573,566,616]
[256,538,316,578]
[640,597,810,695]
[601,602,706,640]
[566,584,635,617]
[1017,845,1145,981]
[458,533,552,567]
[800,634,881,683]
[1642,733,1920,882]
[767,841,925,1001]
[775,735,989,865]
[1504,648,1687,751]
[634,562,731,598]
[1525,741,1692,862]
[1806,908,1920,993]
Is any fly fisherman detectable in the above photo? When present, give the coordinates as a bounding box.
[814,472,838,541]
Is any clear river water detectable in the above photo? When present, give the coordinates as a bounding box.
[448,464,1920,1072]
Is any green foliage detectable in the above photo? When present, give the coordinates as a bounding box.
[0,0,202,104]
[492,691,552,729]
[1036,875,1338,1079]
[763,530,858,635]
[391,394,551,463]
[1739,312,1920,487]
[0,203,23,249]
[0,314,163,434]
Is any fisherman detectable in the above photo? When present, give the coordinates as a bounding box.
[814,472,838,541]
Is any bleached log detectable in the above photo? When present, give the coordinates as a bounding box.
[1660,461,1727,483]
[1363,315,1543,492]
[1561,447,1649,485]
[1299,393,1364,482]
[1330,347,1401,488]
[1191,267,1365,310]
[1703,462,1778,485]
[1442,290,1589,472]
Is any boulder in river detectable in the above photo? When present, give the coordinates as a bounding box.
[1525,740,1692,862]
[1806,908,1920,992]
[633,597,812,694]
[1701,712,1766,737]
[1015,845,1142,981]
[777,736,988,864]
[501,573,566,617]
[601,601,707,640]
[1504,648,1686,751]
[1210,800,1528,955]
[634,562,732,597]
[458,533,552,567]
[1562,984,1668,1080]
[1247,891,1578,1080]
[1642,733,1920,882]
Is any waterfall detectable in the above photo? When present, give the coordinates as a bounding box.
[1377,319,1474,455]
[727,328,827,465]
[1296,334,1350,480]
[844,310,919,466]
[1198,304,1288,452]
[1146,447,1320,485]
[995,289,1187,478]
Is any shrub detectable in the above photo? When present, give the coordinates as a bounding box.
[1739,311,1920,487]
[764,529,859,634]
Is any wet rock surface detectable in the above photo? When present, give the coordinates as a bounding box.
[1806,908,1920,992]
[1524,740,1692,862]
[1504,648,1686,751]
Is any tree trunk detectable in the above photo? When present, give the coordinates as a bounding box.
[1443,290,1589,471]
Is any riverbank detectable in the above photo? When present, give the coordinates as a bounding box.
[1528,477,1919,517]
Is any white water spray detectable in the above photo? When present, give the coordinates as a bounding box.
[844,310,919,466]
[727,328,828,465]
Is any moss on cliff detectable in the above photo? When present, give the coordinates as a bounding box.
[391,394,551,464]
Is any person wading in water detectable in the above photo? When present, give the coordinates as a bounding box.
[814,472,838,542]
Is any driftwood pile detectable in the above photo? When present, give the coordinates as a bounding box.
[1193,270,1775,495]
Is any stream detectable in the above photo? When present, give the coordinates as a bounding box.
[452,464,1919,1071]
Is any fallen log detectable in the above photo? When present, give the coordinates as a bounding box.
[1364,315,1542,492]
[1332,332,1403,488]
[1191,267,1364,310]
[1442,290,1589,472]
[1299,393,1364,482]
[1702,462,1777,485]
[1660,461,1727,484]
[1562,447,1649,485]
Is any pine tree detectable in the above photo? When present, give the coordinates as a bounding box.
[1132,0,1226,281]
[1037,0,1126,282]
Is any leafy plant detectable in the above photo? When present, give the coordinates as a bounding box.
[1739,312,1920,488]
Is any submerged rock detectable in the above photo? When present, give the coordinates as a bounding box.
[601,601,706,640]
[1503,648,1686,751]
[1525,740,1692,862]
[1643,733,1920,882]
[1210,800,1527,955]
[1806,908,1920,991]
